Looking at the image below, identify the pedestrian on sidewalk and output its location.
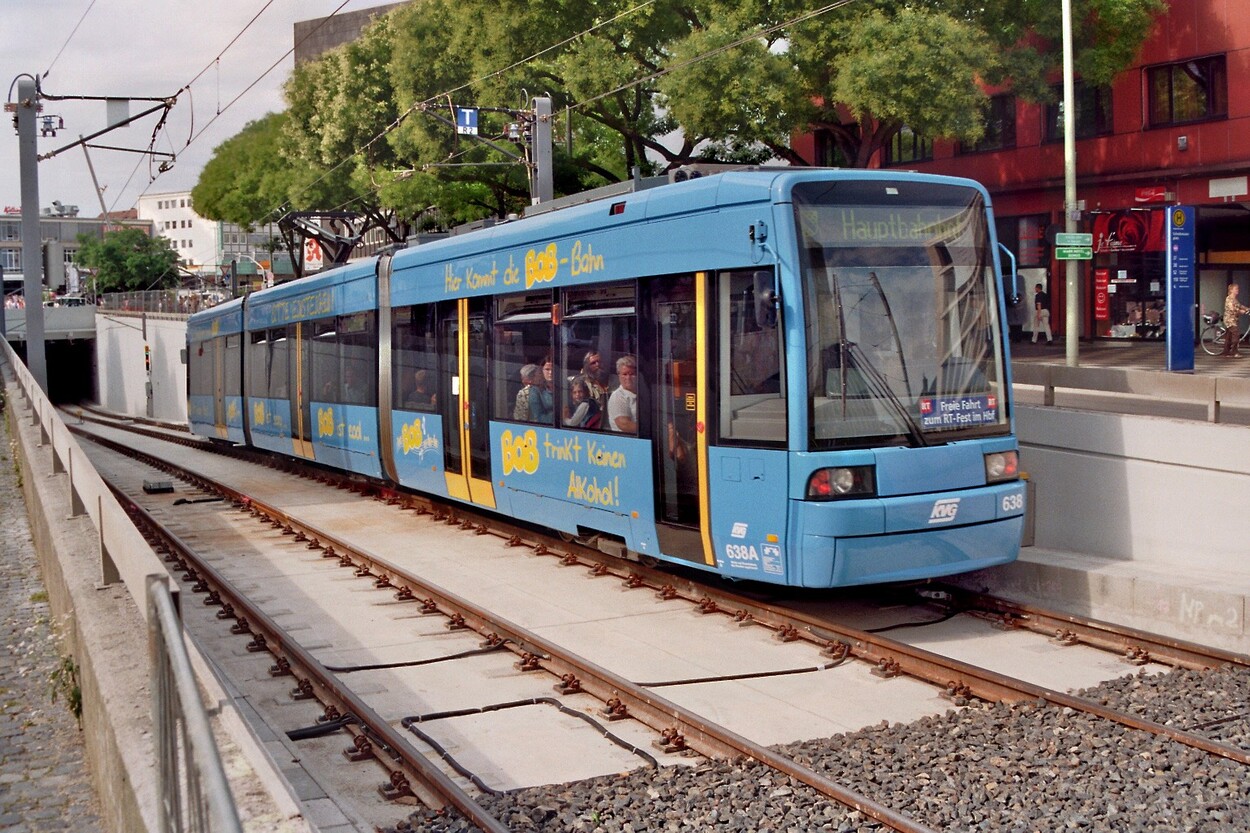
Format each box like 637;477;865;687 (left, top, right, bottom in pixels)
1221;282;1249;357
1032;283;1053;343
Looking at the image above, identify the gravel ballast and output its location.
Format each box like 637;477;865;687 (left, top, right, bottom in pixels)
399;666;1250;832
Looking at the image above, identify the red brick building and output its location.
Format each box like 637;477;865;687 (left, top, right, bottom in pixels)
795;0;1250;340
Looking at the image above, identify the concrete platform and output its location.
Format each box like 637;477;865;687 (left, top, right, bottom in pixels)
952;547;1250;655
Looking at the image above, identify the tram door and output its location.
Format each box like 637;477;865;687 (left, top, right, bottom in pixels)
211;337;227;437
646;274;708;564
439;298;496;508
291;322;315;459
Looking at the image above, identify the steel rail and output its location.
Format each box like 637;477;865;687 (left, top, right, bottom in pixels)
77;416;1250;787
102;481;512;833
76;425;938;833
574;563;1250;767
939;586;1250;671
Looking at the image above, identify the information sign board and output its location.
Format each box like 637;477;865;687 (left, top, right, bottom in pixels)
1054;232;1093;247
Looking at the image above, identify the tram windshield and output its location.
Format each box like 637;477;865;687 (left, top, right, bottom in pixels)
794;179;1009;448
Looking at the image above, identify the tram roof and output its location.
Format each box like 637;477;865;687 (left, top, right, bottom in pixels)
387;168;991;272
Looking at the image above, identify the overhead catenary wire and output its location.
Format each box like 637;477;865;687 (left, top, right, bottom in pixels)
275;0;860;218
270;0;661;217
42;0;100;80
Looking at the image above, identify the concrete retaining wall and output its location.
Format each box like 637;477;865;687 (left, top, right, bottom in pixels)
1019;405;1250;569
4;389;158;833
95;314;187;422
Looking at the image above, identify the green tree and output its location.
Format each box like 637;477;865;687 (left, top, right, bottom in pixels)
74;229;180;292
192;113;295;229
194;0;1166;228
660;0;1165;167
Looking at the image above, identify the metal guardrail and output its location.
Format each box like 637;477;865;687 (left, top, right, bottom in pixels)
2;338;241;832
98;290;227;317
0;336;176;614
1013;361;1250;423
148;577;243;833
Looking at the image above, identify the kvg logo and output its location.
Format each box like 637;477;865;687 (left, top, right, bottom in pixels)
928;498;960;524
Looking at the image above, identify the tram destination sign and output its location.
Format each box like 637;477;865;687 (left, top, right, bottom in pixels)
1055;246;1093;260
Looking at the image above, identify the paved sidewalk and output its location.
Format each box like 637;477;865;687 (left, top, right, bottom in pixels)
1011;336;1250;377
1;404;104;832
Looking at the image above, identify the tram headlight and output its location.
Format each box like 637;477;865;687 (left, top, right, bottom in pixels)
806;466;875;500
984;451;1019;483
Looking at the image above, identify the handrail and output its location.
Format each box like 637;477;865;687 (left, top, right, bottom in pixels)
0;333;177;620
148;577;243;833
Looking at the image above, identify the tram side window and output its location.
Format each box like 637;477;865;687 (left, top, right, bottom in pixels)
719;269;786;443
189;339;213;397
248;331;268;397
268;328;290;399
392;305;438;411
340;311;377;405
559;281;637;431
223;334;242;396
492;291;554;424
311;317;338;403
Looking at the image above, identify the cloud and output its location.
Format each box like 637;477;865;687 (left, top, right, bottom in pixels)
2;1;360;215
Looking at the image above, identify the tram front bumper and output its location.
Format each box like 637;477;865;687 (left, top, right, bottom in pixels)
794;481;1026;587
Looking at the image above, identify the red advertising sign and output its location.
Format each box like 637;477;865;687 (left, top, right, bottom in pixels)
1092;210;1165;253
1094;269;1110;320
1134;186;1169;204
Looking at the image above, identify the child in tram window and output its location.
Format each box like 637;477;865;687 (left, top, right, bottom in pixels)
563;376;601;429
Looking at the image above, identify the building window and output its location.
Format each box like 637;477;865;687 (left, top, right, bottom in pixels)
960;94;1016;154
1148;55;1227;126
1044;81;1113;141
883;125;932;165
813;126;856;167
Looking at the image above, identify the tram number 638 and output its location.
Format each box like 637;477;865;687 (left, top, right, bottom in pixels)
1001;493;1025;512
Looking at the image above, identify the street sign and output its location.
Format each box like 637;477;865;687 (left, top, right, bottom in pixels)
455;107;479;135
1055;232;1093;247
1055;246;1092;260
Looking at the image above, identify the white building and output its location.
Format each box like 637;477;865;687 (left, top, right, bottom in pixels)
136;190;280;282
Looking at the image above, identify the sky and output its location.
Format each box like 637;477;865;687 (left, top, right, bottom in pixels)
1;1;388;217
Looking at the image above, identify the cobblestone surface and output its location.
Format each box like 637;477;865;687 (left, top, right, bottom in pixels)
1;407;104;831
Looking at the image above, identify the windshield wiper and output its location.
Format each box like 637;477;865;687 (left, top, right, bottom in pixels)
846;342;928;448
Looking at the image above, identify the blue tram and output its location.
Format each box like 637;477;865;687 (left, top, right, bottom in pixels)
187;169;1026;587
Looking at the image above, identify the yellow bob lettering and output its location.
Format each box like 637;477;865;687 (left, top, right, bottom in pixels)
500;429;540;475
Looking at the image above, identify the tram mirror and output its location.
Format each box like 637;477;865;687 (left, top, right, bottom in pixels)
753;270;777;328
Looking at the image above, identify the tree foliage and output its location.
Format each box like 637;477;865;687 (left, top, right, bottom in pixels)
193;0;1166;227
192;113;295;228
74;228;180;292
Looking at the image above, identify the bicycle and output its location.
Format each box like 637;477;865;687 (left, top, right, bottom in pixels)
1200;312;1250;355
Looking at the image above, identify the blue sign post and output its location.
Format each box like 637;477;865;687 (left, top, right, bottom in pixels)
1166;205;1196;372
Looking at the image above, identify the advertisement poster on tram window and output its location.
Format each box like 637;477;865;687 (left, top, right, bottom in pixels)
918;394;999;430
1166;206;1196;373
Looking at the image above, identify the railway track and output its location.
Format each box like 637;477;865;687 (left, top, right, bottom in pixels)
70;411;1250;832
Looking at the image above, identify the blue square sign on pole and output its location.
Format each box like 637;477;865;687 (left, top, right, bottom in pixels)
455;107;479;136
1166;205;1196;372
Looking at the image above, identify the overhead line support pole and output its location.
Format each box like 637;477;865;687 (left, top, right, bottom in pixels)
17;77;48;391
1062;0;1080;366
